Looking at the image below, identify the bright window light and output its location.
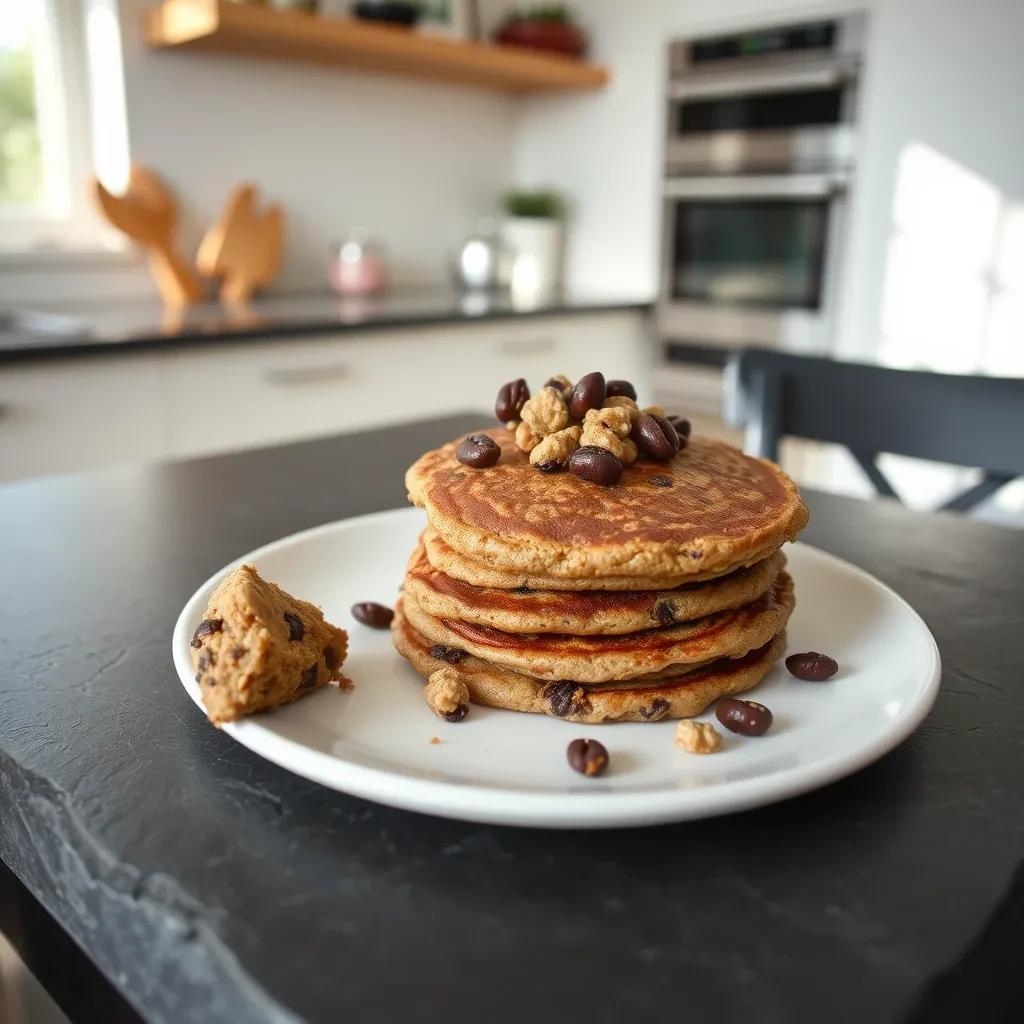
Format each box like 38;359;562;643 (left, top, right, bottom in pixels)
0;0;129;252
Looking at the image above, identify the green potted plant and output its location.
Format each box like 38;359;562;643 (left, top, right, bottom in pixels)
495;5;587;58
501;189;565;298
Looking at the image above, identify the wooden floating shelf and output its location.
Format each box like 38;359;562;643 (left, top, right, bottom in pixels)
146;0;610;94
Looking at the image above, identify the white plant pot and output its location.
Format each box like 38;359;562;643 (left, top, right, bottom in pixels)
502;217;564;299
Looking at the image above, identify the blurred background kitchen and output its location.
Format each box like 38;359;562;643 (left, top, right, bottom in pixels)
2;1;1023;1018
1;0;1023;521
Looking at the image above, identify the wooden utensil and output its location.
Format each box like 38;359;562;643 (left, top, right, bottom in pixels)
196;183;285;304
93;165;205;306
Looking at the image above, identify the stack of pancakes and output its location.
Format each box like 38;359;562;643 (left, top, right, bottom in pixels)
394;428;808;724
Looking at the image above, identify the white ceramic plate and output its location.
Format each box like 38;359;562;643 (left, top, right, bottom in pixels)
172;507;940;829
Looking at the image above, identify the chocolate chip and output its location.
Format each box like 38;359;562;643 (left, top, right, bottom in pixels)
630;414;680;461
430;644;466;664
605;379;637;401
324;645;341;672
566;371;607;419
513;584;533;593
639;698;670;721
567;445;623;486
567;738;609;777
190;618;223;648
443;704;469;723
785;651;839;681
230;645;246;661
650;475;673;488
298;662;319;691
456;433;501;469
283;611;304;642
543;376;567;391
351;602;394;629
535;459;563;474
495;378;530;422
197;649;215;671
652;600;676;626
544;680;592;718
716;698;773;736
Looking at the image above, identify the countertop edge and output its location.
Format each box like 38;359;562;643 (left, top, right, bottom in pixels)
0;300;652;364
0;746;295;1024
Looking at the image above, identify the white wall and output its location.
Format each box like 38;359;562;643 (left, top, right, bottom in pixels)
114;0;517;292
514;0;1024;371
510;0;666;299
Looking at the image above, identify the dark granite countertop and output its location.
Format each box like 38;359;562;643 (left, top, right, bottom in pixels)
0;289;651;362
1;413;1022;1024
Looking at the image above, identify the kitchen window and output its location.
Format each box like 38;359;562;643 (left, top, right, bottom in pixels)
0;0;129;255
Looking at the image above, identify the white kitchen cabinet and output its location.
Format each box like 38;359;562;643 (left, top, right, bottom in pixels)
0;311;651;483
162;311;651;459
0;351;169;483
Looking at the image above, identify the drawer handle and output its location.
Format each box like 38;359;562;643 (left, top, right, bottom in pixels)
264;363;350;386
496;338;555;356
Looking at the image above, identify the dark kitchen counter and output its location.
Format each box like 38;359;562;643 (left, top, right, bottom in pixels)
0;289;651;362
1;414;1023;1024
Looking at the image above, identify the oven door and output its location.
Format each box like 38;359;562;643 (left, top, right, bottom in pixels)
666;57;857;174
658;173;847;350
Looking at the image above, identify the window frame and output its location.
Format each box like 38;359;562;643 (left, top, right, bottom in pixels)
0;0;130;256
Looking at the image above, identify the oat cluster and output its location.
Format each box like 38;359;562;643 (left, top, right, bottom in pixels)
507;376;664;465
675;719;722;754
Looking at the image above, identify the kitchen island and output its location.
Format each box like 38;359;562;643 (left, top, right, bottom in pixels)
1;413;1021;1023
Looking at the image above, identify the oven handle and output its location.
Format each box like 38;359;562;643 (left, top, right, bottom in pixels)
663;174;847;199
668;60;855;101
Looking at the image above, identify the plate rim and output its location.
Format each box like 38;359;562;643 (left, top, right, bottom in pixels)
171;507;942;829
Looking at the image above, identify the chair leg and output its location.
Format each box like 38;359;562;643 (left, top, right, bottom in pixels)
744;369;782;461
849;449;901;502
940;472;1014;513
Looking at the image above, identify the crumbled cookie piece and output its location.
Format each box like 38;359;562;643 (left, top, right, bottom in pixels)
544;373;573;394
584;406;633;438
580;406;636;461
520;386;570;437
642;404;666;417
602;396;641;425
529;425;583;469
515;419;543;453
190;564;349;726
430;736;442;745
425;667;470;722
675;720;722;754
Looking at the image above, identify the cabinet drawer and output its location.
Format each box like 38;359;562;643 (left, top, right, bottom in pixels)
164;336;396;457
0;352;167;482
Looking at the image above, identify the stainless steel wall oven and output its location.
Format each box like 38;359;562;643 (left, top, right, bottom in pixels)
659;15;865;352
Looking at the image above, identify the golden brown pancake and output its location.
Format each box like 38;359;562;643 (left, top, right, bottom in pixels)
405;538;787;636
393;602;786;724
401;572;795;683
422;527;784;591
406;429;808;583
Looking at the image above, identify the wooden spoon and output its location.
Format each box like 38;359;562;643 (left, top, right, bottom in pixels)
93;165;205;306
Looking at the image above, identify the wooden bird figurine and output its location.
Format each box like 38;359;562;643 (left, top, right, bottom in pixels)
93;165;205;307
196;183;285;305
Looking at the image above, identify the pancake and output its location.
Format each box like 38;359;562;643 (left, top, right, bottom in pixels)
393;602;786;724
405;538;787;635
401;571;795;683
423;527;784;592
406;429;808;583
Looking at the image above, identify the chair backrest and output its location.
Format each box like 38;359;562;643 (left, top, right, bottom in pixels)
726;348;1024;512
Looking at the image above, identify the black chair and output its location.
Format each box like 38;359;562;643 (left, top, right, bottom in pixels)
725;348;1024;512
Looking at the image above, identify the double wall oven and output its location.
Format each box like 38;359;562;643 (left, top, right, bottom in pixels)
658;15;866;354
